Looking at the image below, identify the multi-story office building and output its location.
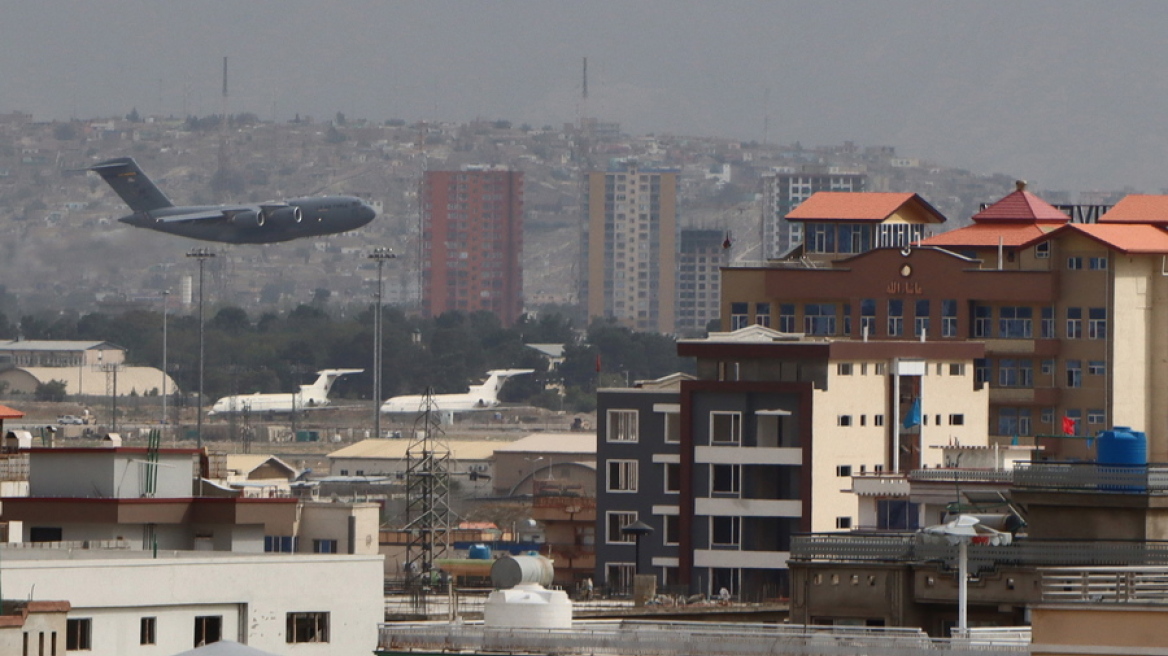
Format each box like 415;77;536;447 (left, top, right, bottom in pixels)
582;161;678;333
420;167;524;325
760;167;867;259
595;329;987;600
723;184;1168;461
676;229;728;335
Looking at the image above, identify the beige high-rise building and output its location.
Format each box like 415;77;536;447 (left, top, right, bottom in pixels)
582;161;677;333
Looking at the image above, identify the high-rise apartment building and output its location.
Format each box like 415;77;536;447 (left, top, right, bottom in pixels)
676;229;727;335
760;167;867;259
420;168;523;325
582;161;678;333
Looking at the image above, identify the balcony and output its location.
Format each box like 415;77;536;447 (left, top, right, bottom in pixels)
982;338;1060;357
989;385;1060;406
1041;566;1168;603
850;473;910;497
1013;462;1168;494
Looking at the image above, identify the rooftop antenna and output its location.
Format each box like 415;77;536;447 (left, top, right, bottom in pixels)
215;56;231;202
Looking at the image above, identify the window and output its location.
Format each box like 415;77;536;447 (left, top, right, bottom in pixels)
778;304;796;332
265;536;297;553
973;305;992;337
1067;256;1083;270
1088;360;1106;376
837;363;853;376
874;415;885;427
664;462;680;493
607;460;638;492
730;302;749;330
194;616;222;647
287;612;330;644
836;517;853;529
941;299;958;338
711;516;741;546
607;409;638;442
663;413;680;443
1066;360;1082;388
607;511;637;543
1088;308;1107;340
313;539;338;554
974;358;990;385
1035;241;1050;259
755;303;771;327
606;563;635;591
837;415;853;427
1041;408;1055;424
949;363;965;376
140;617;156;646
1066;409;1082;435
836;465;853;477
663;514;680;545
804;303;837;335
1066;308;1082;339
914;300;930;337
843;303;852;335
711;464;741;495
999;306;1033;338
887;300;903;337
66;619;91;651
860;299;877;337
710;412;742;444
998;359;1033;388
1089;256;1108;270
1041;307;1055;339
807;223;835;253
998;408;1032;437
949;414;965;425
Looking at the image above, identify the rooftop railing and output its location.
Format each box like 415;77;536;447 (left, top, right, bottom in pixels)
1013;462;1168;493
376;621;1031;656
1041;566;1168;604
791;535;1168;575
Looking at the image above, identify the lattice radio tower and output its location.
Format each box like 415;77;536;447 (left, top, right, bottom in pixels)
403;388;452;580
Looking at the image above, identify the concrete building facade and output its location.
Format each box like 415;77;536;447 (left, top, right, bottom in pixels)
421;167;524;325
760;167;867;258
582;161;678;333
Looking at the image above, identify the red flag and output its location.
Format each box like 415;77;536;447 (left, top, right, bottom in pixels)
1061;416;1076;435
595;353;602;373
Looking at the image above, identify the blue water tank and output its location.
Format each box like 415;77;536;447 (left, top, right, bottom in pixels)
467;544;492;560
1097;426;1148;466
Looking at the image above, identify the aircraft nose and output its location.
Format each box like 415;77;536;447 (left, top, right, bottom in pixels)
361;204;377;224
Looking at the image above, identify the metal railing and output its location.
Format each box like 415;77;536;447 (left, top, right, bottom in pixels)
1013;462;1168;493
909;469;1014;484
792;535;1168;575
376;621;1031;656
1041;566;1168;603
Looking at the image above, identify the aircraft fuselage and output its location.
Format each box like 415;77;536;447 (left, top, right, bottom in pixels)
118;196;375;244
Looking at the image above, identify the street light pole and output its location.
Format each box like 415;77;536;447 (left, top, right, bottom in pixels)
187;248;216;449
367;248;396;440
161;289;170;436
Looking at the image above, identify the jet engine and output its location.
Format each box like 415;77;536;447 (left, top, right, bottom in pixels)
262;205;303;228
230;209;264;227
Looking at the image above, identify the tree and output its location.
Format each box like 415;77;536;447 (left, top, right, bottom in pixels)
35;379;67;402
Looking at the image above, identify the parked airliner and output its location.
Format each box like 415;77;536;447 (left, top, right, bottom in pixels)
380;369;534;415
208;369;363;416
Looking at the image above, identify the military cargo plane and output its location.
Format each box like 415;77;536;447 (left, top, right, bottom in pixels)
89;157;376;244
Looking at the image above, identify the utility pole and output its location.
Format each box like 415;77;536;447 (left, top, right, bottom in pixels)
368;248;397;439
187;248;216;448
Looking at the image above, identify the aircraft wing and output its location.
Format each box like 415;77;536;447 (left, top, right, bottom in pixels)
155;209;237;224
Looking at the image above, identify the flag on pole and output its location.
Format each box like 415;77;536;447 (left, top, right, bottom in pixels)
1061;416;1076;435
903;398;922;429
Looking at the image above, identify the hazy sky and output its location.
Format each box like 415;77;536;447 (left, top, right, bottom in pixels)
3;1;1166;192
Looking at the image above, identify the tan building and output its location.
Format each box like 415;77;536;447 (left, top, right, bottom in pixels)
582;161;678;333
491;431;596;497
722;186;1168;462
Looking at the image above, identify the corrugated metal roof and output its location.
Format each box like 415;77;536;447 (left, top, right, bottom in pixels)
327;438;503;461
3;366;178;396
785;192;946;223
970;189;1069;223
492;432;596;455
0;340;123;352
1098;194;1168;224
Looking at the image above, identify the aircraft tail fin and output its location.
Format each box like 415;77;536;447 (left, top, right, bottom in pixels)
469;369;535;404
302;369;364;397
89;157;173;212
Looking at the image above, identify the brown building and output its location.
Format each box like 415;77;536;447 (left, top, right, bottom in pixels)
421;168;524;325
722;185;1168;462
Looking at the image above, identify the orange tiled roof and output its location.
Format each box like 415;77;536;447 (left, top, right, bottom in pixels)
0;405;24;419
971;188;1069;224
1098;195;1168;224
918;223;1050;249
785;192;945;223
1061;223;1168;254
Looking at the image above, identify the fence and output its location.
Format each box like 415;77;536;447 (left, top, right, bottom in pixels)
1041;566;1168;603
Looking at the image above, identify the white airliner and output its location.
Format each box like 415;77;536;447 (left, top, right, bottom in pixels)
208;369;363;416
380;369;535;415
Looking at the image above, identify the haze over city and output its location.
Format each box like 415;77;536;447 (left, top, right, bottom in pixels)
3;1;1166;192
